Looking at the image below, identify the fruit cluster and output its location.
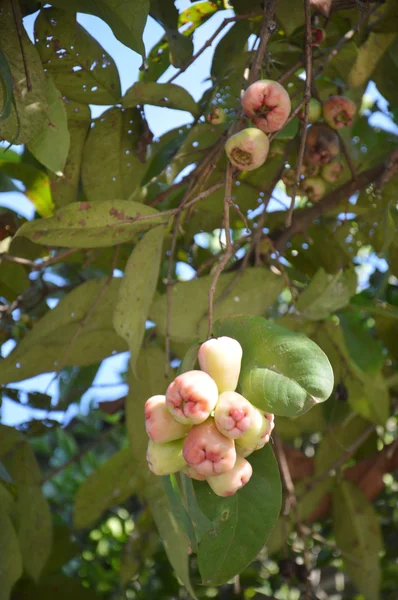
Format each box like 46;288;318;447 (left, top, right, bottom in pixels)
224;78;357;203
145;337;275;497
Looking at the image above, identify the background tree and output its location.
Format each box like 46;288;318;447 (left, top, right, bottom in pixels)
0;0;397;599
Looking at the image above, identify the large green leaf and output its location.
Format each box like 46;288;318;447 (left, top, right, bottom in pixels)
0;161;54;217
194;445;281;585
2;434;52;582
35;7;121;104
150;268;285;345
213;315;334;417
27;77;70;175
296;268;357;320
211;20;250;80
0;49;13;121
0;278;127;384
276;0;305;36
0;259;29;301
332;481;382;600
0;490;22;600
113;226;165;373
81;106;148;203
126;347;197;598
150;0;193;69
0;0;48;144
74;447;139;529
15;200;169;248
348;32;396;88
123;82;199;117
13;576;101;600
48;0;149;57
49;101;91;208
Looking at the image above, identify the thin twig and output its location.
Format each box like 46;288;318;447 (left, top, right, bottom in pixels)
0;248;80;270
248;0;278;85
11;0;32;91
337;131;357;181
285;0;312;228
167;12;262;85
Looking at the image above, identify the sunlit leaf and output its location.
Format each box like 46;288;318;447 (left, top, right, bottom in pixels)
123;81;199;116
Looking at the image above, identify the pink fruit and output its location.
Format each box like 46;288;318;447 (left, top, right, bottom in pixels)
241;79;291;133
225;128;269;171
182;465;207;481
183;418;236;477
207;455;252;497
304;124;340;166
206;106;227;125
321;159;345;183
198;336;243;393
235;410;274;457
302;176;326;201
146;439;186;476
214;391;254;439
311;27;326;47
145;395;191;443
322;96;357;129
166;370;218;425
298;98;322;124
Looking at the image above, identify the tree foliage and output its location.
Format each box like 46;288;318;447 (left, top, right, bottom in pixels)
0;0;397;599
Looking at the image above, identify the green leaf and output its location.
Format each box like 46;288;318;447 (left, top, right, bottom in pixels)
48;0;149;57
150;268;285;345
0;161;54;217
0;492;23;600
81;106;148;203
140;36;170;83
332;481;382;600
13;576;101;600
27;77;70;175
162;475;197;552
194;445;282;586
211;20;250;80
296;268;357;320
150;0;193;69
0;259;29;301
276;0;305;36
49;101;91;208
213;315;334;418
15;200;169;248
180;473;212;544
3;440;52;582
0;278;127;384
113;226;165;373
35;7;121;105
348;32;396;88
74;447;139;529
123;82;199;117
0;49;13;120
371;0;398;33
126;348;196;598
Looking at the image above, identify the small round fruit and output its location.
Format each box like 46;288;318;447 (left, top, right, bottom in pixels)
225;128;269;171
298;98;322;124
182;465;207;481
166;370;218;425
145;395;191;443
146;439;186;476
242;79;291;133
198;336;243;393
235;410;274;457
214;391;254;439
302;176;326;202
311;27;326;47
322;96;357;129
321;159;345;183
183;418;236;477
303;124;340;166
207;455;252;497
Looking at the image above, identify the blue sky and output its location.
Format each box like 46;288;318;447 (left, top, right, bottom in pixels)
0;3;396;425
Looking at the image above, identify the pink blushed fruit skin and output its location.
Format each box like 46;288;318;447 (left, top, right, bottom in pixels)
242;80;291;133
146;439;186;476
225;128;269;171
236;410;274;457
207;456;253;497
145;395;191;443
183;418;236;477
182;465;207;481
165;370;218;425
214;391;254;439
322;96;357;130
198;336;243;393
303;124;340;166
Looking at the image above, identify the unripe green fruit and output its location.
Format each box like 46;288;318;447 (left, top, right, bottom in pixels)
183;418;236;477
182;465;207;481
145;395;191;443
166;370;218;425
225;128;269;171
298;98;322;124
146;439;186;476
302;176;326;201
322;96;357;130
214;391;254;439
198;336;243;393
207;455;252;497
235;409;274;456
321;159;345;183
